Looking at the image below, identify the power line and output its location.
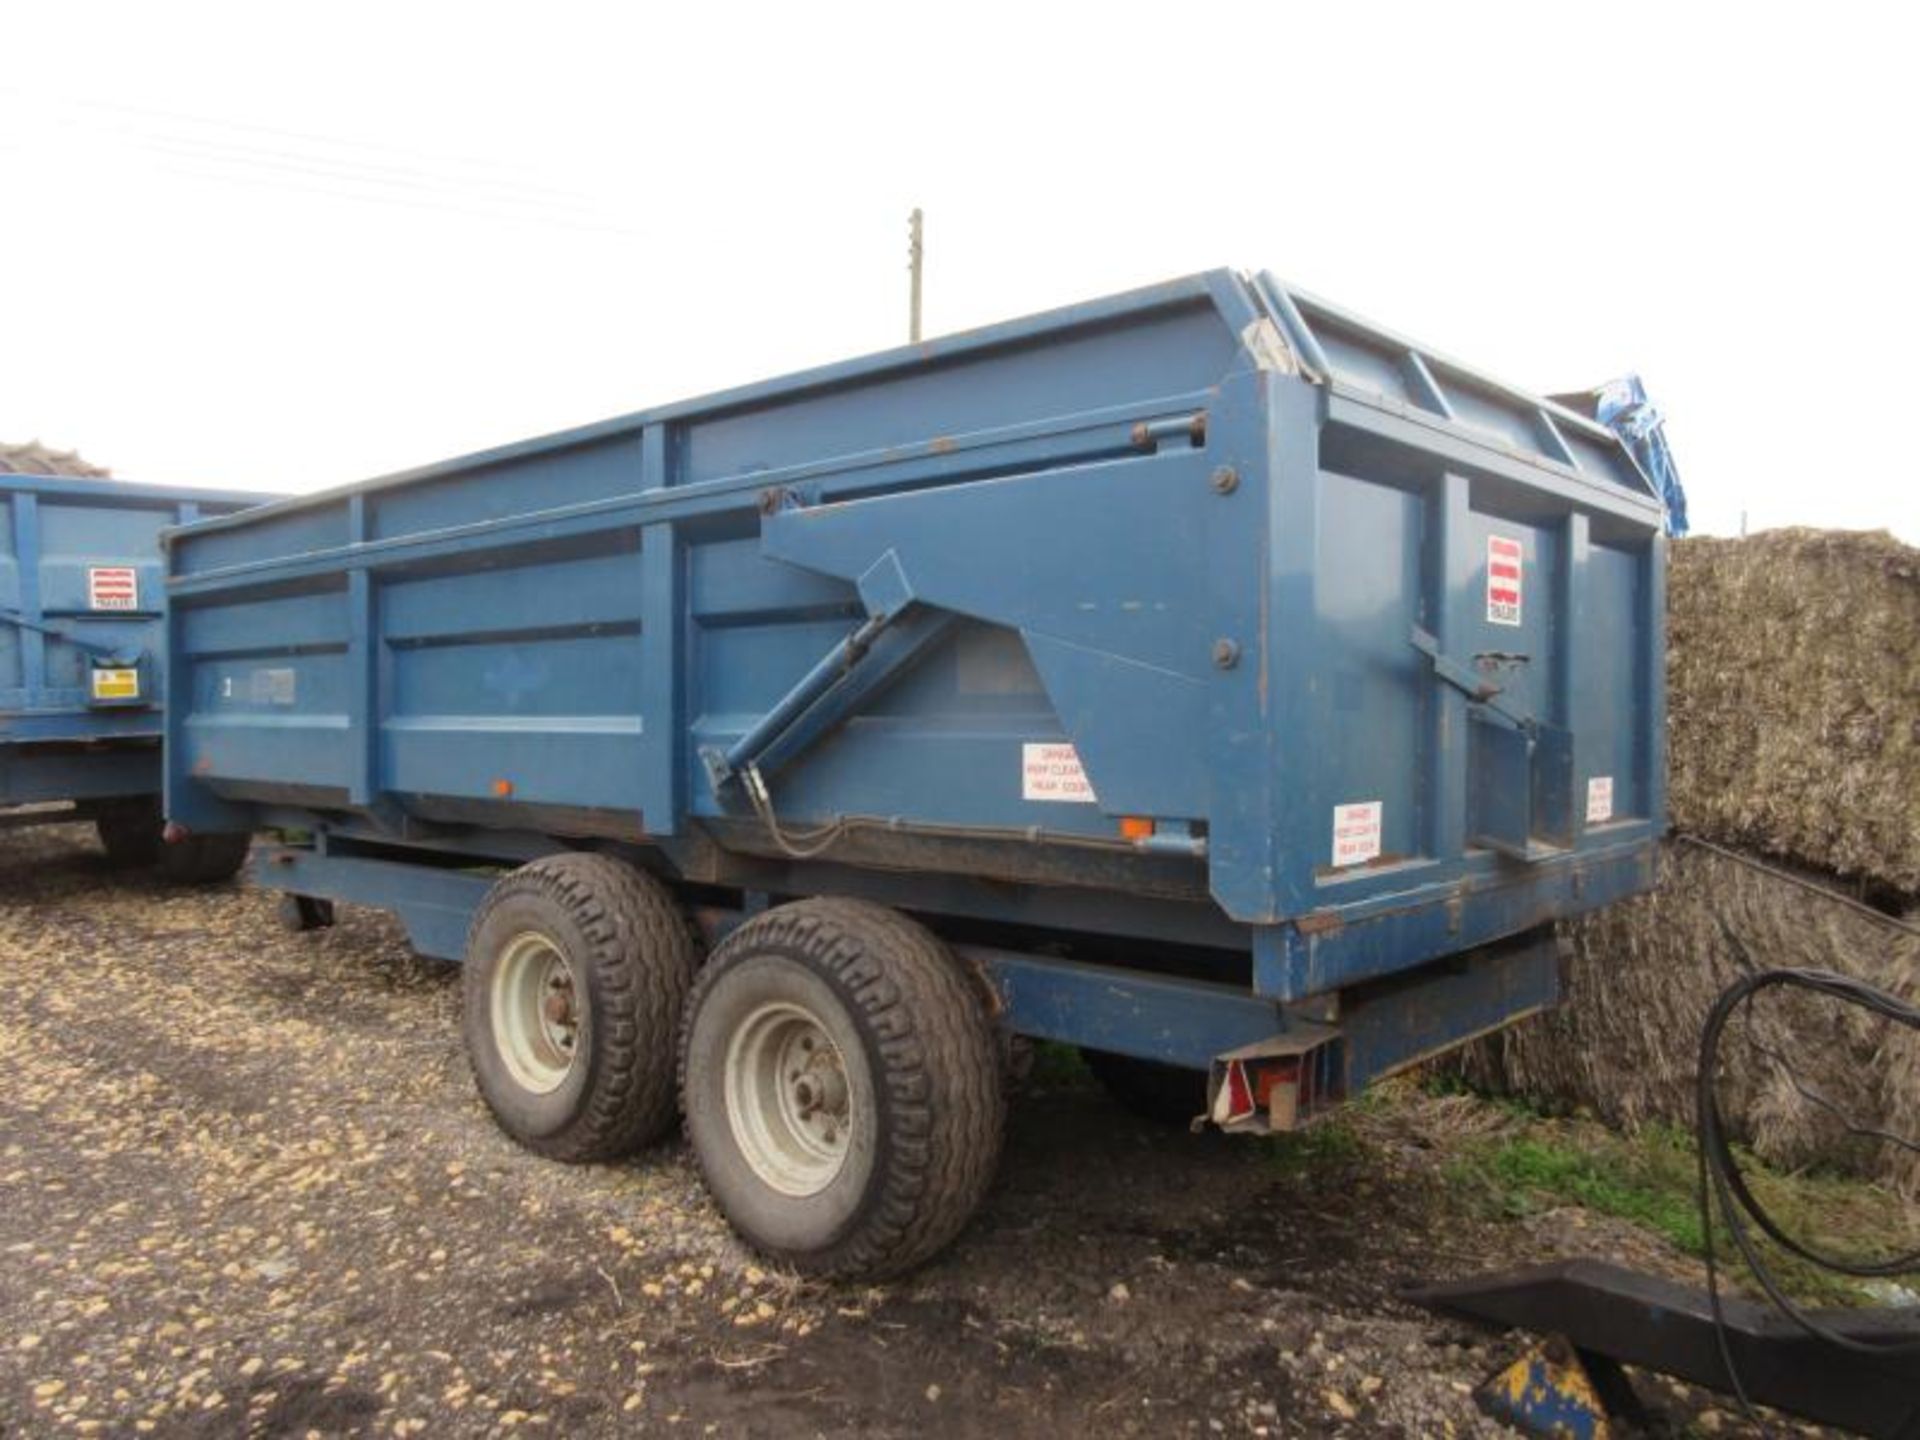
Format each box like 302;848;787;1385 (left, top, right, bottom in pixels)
135;149;648;239
0;86;645;237
122;129;620;219
3;86;561;189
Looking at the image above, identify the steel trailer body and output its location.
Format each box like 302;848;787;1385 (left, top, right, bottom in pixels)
166;269;1666;1264
3;474;265;827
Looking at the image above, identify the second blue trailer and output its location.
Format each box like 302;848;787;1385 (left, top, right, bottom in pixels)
2;472;267;878
164;269;1667;1275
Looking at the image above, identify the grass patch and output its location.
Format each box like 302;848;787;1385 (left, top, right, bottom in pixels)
1448;1125;1705;1248
1442;1113;1919;1305
1026;1040;1092;1088
1263;1112;1368;1178
1261;1085;1405;1176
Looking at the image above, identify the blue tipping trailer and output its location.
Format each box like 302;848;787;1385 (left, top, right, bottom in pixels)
165;269;1666;1275
2;473;267;878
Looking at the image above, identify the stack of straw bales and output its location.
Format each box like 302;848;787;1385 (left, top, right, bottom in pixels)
0;440;111;478
1463;529;1920;1193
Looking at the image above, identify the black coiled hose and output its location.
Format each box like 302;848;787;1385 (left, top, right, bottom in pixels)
1695;965;1920;1422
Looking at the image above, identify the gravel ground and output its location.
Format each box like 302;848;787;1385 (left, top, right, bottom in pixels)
0;823;1798;1437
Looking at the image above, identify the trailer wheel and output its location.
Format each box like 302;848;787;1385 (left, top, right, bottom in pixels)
464;853;696;1163
1081;1048;1209;1127
680;898;1004;1278
157;830;252;885
95;798;163;869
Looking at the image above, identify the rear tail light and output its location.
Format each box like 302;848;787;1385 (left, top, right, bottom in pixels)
1207;1031;1344;1133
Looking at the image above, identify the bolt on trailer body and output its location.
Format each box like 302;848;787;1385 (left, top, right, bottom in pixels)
164;268;1667;1275
1;474;269;878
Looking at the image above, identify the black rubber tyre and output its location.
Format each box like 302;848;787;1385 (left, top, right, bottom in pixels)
464;853;696;1163
680;898;1005;1278
277;894;336;932
95;798;163;869
156;830;252;885
1082;1048;1208;1127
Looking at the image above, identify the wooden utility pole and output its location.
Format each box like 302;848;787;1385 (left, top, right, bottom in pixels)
908;208;924;343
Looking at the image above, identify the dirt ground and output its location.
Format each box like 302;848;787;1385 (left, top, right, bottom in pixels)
0;824;1809;1437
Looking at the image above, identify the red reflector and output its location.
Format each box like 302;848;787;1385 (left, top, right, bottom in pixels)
1223;1061;1254;1122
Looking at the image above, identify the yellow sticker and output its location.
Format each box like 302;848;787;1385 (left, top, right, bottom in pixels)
91;667;141;701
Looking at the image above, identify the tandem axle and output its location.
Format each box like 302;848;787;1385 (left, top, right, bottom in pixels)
257;835;1563;1140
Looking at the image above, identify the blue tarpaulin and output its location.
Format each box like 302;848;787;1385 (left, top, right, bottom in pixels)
1553;375;1687;535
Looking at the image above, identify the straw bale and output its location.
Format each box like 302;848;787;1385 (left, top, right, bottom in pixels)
1669;528;1920;893
1461;841;1920;1194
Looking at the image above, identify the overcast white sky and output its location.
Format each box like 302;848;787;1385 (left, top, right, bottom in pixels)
2;3;1915;541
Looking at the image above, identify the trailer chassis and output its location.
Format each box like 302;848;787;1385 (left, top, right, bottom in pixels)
254;831;1565;1134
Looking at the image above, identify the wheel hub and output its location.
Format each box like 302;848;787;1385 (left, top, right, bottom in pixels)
492;931;580;1095
725;1002;853;1196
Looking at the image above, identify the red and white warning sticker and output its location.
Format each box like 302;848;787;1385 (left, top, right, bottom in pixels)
1022;742;1097;803
1586;775;1615;825
87;565;139;611
1486;534;1523;627
1331;800;1383;867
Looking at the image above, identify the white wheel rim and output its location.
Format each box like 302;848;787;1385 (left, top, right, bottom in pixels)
724;1000;853;1197
491;931;580;1095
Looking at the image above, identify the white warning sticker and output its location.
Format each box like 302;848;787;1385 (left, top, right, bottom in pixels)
1486;534;1523;627
1586;775;1615;825
1022;743;1097;803
1331;800;1383;868
87;565;139;611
